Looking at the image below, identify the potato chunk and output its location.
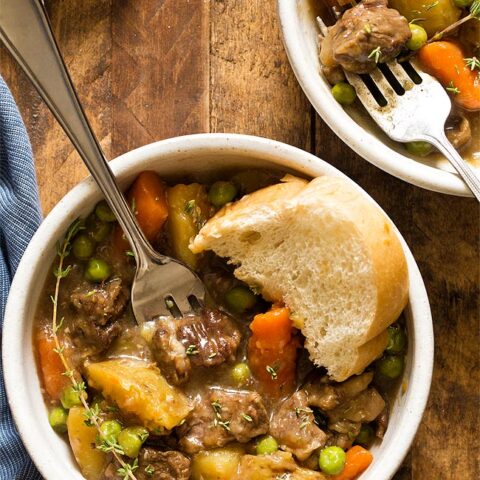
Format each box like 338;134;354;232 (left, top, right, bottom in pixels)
86;359;192;431
167;183;212;268
191;446;244;480
389;0;461;37
235;452;327;479
67;406;107;480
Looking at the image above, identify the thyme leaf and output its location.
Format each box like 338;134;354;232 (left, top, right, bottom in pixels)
218;420;231;431
117;458;139;480
184;199;196;214
211;400;222;417
446;81;461;95
368;46;382;64
266;365;278;380
97;438;125;455
424;1;439;10
144;464;155;476
186;344;199;356
465;57;480;71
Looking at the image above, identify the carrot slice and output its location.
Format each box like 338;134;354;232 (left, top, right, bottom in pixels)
250;307;293;348
113;171;169;252
418;41;480;111
36;330;68;400
332;446;374;480
248;307;299;396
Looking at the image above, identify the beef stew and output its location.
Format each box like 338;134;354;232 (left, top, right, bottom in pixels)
34;169;407;480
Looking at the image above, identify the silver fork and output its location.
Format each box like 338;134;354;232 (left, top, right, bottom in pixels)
0;0;206;322
317;18;480;201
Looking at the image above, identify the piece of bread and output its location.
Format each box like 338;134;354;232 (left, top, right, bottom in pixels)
190;175;409;381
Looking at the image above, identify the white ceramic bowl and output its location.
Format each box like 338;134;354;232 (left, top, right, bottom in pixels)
278;0;477;197
3;134;433;480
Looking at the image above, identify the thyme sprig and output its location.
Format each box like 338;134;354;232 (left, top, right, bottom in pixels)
117;458;139;480
51;219;138;480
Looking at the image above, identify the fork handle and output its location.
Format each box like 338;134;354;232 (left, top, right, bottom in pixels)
0;0;165;267
425;133;480;202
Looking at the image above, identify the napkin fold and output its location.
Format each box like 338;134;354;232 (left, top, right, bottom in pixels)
0;75;42;479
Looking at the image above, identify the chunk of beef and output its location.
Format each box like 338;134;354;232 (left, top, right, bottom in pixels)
178;388;268;454
326;420;361;450
270;391;327;461
460;18;480;53
69;278;127;352
151;308;241;384
375;406;389;439
137;448;190;480
70;317;121;351
71;277;128;325
445;113;471;151
320;0;411;74
103;448;190;480
327;388;386;423
235;451;327;480
326;432;355;450
305;371;374;411
303;372;387;443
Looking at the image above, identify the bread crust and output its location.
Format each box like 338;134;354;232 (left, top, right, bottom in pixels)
298;177;409;345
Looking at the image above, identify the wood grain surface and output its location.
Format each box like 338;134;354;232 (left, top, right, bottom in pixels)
0;1;479;479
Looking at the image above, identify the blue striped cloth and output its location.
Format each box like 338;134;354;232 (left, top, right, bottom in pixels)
0;76;42;479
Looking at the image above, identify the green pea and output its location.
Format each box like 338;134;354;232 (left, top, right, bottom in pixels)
319;446;346;475
453;0;472;7
407;24;427;51
256;435;278;455
72;234;96;261
405;141;433;157
331;82;357;106
95;200;117;222
118;426;149;458
225;286;257;313
208;181;238;207
386;325;407;354
91;222;112;243
356;424;375;446
85;214;113;243
48;406;68;433
99;420;122;444
377;355;404;379
85;258;111;283
231;363;251;385
60;385;85;410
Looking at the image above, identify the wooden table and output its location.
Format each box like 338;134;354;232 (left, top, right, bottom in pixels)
1;1;478;478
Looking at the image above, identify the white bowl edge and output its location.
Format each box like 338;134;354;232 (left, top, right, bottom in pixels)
277;0;473;197
3;133;434;480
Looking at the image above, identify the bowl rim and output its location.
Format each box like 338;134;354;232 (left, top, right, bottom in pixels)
3;133;433;480
277;0;473;197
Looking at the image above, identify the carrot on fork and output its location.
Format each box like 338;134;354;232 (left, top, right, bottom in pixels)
418;41;480;112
